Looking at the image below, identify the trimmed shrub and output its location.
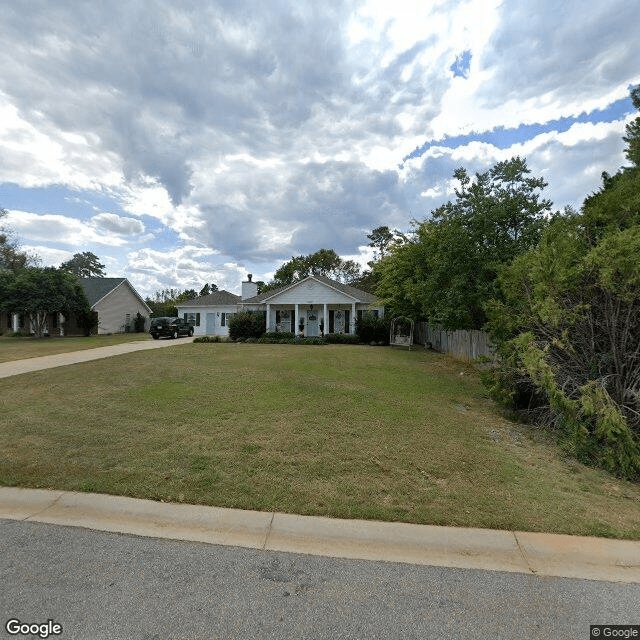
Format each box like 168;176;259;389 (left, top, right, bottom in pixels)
228;311;266;341
324;333;359;344
299;337;325;345
258;331;295;344
193;335;221;343
355;313;391;345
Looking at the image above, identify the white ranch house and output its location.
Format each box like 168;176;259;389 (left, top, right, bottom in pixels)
176;275;383;338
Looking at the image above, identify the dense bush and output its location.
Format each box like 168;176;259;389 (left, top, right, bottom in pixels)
485;208;640;479
299;337;325;345
258;331;295;343
355;313;391;345
228;311;266;340
77;308;99;337
133;312;146;333
324;332;359;344
193;335;221;343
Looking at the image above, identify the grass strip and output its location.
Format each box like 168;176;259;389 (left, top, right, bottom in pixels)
1;343;639;539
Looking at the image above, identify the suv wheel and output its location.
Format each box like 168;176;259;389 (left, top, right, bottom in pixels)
172;330;178;339
189;328;194;337
152;334;159;340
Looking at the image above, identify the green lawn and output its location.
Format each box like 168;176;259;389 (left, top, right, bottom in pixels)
0;333;151;363
1;343;639;539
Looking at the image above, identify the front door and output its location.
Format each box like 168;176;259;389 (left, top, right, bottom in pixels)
306;309;319;337
206;313;216;335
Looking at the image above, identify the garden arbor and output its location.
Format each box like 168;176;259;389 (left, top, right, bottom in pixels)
390;316;414;349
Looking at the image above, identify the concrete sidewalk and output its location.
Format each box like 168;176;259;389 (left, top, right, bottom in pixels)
1;487;639;584
0;336;194;378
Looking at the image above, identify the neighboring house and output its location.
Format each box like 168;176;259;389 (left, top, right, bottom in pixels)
9;277;151;336
78;278;151;335
175;289;242;337
176;274;383;338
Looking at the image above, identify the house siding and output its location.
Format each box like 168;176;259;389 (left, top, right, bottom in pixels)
179;305;239;336
94;283;150;334
262;280;356;305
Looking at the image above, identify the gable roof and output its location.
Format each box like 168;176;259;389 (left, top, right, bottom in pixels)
80;277;151;312
242;275;379;304
80;278;126;306
176;290;241;307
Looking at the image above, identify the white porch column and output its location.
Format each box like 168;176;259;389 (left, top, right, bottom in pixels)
351;302;356;334
266;303;271;332
59;313;65;336
12;313;19;332
323;303;328;335
295;303;300;335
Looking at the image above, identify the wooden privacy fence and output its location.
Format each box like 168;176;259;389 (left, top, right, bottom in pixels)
415;322;494;361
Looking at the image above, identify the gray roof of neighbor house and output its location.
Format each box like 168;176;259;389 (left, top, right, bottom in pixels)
176;290;242;307
241;275;379;304
80;278;126;306
80;277;151;312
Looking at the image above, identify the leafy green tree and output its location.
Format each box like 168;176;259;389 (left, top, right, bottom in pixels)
374;157;551;329
145;288;181;317
269;248;361;289
372;225;428;318
366;225;404;260
0;207;33;272
484;87;640;479
177;289;198;303
356;226;406;293
0;267;90;338
60;251;106;277
622;84;640;167
198;283;218;296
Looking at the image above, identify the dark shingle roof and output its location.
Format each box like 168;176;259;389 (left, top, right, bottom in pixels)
80;278;126;307
242;275;378;304
80;278;151;312
176;290;241;307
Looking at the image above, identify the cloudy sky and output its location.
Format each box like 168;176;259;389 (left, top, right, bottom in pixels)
1;1;638;297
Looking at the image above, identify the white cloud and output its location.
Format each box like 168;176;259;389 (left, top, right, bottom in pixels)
125;246;248;297
21;245;73;268
5;210;129;247
91;213;145;235
0;0;637;291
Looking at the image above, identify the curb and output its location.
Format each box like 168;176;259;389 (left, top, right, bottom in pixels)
1;488;639;583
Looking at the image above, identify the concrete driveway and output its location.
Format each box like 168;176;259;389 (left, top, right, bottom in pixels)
0;336;195;379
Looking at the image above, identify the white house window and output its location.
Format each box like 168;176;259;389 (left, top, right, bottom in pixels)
184;313;201;327
221;312;234;327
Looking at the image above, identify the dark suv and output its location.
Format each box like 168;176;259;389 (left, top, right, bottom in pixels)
149;317;194;340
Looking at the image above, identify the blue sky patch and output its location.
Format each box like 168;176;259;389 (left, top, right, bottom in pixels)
450;50;472;78
0;184;122;221
403;95;635;164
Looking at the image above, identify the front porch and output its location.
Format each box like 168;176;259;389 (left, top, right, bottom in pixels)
266;303;357;337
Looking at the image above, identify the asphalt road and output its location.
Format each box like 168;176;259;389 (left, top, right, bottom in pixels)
2;518;638;640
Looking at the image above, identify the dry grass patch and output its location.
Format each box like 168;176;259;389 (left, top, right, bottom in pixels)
1;343;639;538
